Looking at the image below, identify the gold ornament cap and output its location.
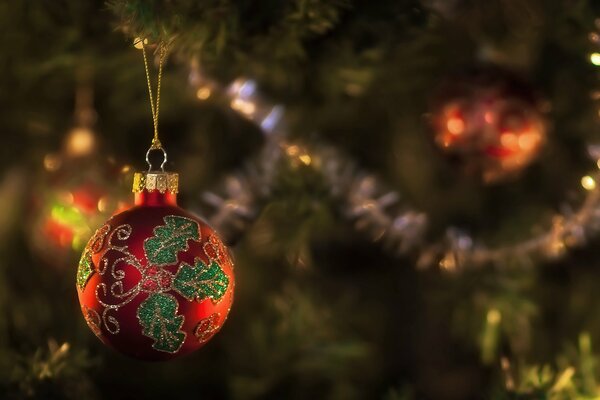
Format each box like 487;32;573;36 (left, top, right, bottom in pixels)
132;171;179;194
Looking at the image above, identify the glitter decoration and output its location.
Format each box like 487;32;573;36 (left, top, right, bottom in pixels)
78;174;234;360
93;224;140;335
173;258;229;303
132;171;179;194
136;292;186;353
143;216;201;266
194;313;221;344
82;305;102;337
140;265;174;293
203;234;230;267
76;250;93;290
190;67;600;270
89;224;110;253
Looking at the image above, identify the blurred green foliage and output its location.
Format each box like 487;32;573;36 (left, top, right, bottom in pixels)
2;0;600;399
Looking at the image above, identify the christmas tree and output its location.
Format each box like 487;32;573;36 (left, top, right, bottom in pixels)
3;0;600;398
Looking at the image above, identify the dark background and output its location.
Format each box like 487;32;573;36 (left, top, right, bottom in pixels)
2;1;600;399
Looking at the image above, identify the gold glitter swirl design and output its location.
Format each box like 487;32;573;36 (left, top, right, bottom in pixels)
89;224;111;254
94;224;144;334
82;305;102;337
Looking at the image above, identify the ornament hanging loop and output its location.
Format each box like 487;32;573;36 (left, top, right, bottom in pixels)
138;37;169;169
146;147;168;172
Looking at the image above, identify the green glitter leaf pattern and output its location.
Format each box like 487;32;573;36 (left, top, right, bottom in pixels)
136;293;186;353
173;259;229;303
143;216;200;266
76;251;93;290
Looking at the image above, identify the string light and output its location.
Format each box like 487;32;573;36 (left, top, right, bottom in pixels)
230;98;256;116
43;153;61;171
446;117;465;135
486;309;502;325
582;175;596;191
298;154;312;166
191;46;600;270
97;196;108;212
261;106;284;133
196;86;211;100
65;127;95;157
439;253;457;271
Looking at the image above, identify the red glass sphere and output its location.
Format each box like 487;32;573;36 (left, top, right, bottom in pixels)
76;175;234;361
431;66;546;183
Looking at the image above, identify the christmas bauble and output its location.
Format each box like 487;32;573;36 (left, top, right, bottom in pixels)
430;66;547;183
30;153;131;269
76;170;234;360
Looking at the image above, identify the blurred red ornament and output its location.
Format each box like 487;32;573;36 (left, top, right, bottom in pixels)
30;148;132;269
76;170;234;361
431;66;547;183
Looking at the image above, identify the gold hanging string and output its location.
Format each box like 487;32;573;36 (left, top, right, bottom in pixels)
140;39;168;150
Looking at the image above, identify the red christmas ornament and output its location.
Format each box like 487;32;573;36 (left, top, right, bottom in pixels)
76;170;234;361
431;66;547;183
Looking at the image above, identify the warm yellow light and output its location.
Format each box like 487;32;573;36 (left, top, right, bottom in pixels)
446;117;465;135
551;367;575;392
590;52;600;66
43;153;61;171
298;154;312;165
231;99;242;110
121;165;131;174
500;132;518;149
486;309;502;324
66;127;95;157
582;175;596;191
518;132;540;151
242;103;255;115
133;37;148;49
285;145;300;157
439;253;457;272
196;87;211;100
438;134;453;148
230;98;256;115
58;191;74;205
97;196;108;213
